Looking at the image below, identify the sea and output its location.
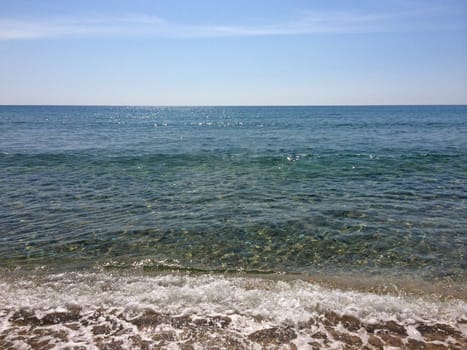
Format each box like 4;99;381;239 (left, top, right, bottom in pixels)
0;105;466;349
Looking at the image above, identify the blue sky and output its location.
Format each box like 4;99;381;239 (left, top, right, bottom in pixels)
0;0;466;105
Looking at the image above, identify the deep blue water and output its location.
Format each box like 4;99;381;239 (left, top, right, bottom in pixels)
0;105;466;280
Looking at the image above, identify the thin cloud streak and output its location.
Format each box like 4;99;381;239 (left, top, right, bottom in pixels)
0;8;462;41
0;15;167;40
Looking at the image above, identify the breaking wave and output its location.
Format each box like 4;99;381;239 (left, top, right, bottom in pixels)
0;272;465;349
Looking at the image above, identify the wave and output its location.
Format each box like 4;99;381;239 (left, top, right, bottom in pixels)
0;272;465;349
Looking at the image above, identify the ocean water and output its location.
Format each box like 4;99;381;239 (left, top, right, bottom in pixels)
0;105;466;349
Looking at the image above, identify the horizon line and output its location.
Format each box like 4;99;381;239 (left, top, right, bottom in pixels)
1;104;466;108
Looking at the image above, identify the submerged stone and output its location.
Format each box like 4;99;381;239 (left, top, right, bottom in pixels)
248;327;297;344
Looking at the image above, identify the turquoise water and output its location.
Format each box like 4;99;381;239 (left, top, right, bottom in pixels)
1;106;466;349
1;105;466;280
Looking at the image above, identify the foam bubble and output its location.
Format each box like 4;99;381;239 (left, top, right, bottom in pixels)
0;272;465;349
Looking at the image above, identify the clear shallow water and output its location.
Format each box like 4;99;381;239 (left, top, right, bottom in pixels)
1;106;466;349
0;105;466;279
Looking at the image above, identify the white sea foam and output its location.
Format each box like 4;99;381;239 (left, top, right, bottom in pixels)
0;272;465;349
0;272;464;322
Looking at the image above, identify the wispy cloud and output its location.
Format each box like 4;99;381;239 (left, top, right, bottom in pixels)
0;15;167;40
0;7;462;41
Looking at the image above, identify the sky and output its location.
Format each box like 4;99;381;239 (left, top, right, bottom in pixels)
0;0;466;105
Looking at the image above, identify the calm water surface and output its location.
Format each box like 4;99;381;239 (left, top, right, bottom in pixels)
1;106;467;349
0;105;466;280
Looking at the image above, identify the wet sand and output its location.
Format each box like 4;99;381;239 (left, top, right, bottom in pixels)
0;272;465;349
1;306;465;349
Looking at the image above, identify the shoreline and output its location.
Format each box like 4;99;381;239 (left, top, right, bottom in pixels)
2;264;465;300
0;271;465;349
